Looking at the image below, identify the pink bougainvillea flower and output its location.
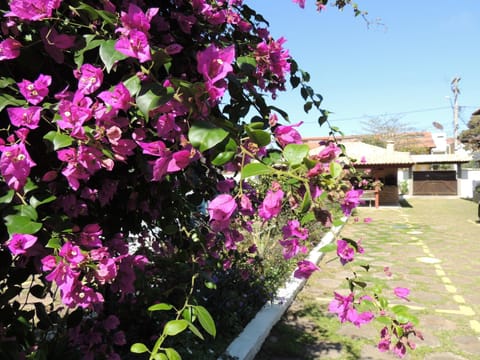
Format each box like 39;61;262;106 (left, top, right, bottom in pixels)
328;291;355;323
207;194;237;230
293;260;319;279
18;74;52;105
341;189;363;216
98;82;132;111
7;106;42;129
258;187;284;220
6;0;63;21
0;38;22;60
282;219;309;240
336;239;355;265
0;142;36;191
378;326;391;352
79;223;103;248
74;64;104;95
118;3;159;34
40;27;76;64
393;341;407;358
167;149;191;172
279;238;307;260
59;242;85;266
115;30;152;63
363;217;373;223
274;121;303;148
394;287;410;301
292;0;306;8
196;44;235;102
7;234;38;255
95;258;118;284
316;142;341;162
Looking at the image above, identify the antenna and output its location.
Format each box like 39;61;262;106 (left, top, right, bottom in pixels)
432;121;444;130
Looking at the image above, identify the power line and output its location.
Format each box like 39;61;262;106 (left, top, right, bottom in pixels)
300;105;478;124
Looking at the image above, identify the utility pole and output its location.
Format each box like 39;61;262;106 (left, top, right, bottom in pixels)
450;77;461;153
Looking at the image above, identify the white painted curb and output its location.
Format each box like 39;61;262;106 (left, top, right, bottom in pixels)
219;218;347;360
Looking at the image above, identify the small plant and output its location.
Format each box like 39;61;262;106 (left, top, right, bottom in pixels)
399;181;409;195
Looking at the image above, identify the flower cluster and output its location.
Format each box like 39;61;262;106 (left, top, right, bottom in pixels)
0;0;417;358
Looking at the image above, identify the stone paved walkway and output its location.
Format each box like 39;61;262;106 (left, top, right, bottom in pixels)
256;198;480;359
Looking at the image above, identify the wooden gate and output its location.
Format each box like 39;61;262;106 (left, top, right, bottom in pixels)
413;171;457;195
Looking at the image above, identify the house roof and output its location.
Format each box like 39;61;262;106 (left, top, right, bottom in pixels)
309;141;414;166
303;131;437;150
411;153;472;164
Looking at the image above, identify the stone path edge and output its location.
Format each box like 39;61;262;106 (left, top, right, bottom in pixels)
218;218;348;360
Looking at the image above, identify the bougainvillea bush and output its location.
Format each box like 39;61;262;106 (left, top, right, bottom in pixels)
0;0;421;359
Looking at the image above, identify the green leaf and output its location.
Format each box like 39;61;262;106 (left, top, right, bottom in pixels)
283;144;309;166
0;189;15;204
5;215;42;235
211;151;235;166
332;218;345;227
46;237;61;250
123;74;142;97
195;305;216;337
148;303;173;312
74;35;102;67
299;191;311;213
14;205;38;221
74;3;117;24
303;101;313;113
0;94;26;112
44;131;73;151
240;162;272;179
319;243;337;253
187;323;204;340
182;307;195;323
246;128;271;147
391;305;409;315
152;354;168;360
136;85;173;120
330;161;343;178
375;316;393;326
188;122;229;153
30;194;56;209
0;77;16;88
130;343;149;354
99;40;128;73
165;348;182;360
300;211;315;225
163;319;189;336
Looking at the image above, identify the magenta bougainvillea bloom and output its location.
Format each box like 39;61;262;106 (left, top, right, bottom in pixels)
18;74;52;105
258;187;284;220
59;242;85;266
394;287;410;301
0;38;22;60
329;292;374;327
0;142;36;191
7;234;38;255
74;64;104;95
115;30;152;63
40;26;76;64
118;3;158;35
279;238;307;260
316;142;341;162
7;106;42;129
196;44;235;102
336;239;355;265
274;121;303;148
207;193;237;230
97;82;132;111
293;259;319;279
282;219;309;241
6;0;63;21
292;0;306;8
167;149;191;172
341;189;363;216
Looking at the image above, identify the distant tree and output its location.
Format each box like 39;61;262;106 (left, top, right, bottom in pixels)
459;109;480;151
360;115;429;153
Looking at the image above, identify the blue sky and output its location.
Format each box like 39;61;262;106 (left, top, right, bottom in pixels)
244;1;480;138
